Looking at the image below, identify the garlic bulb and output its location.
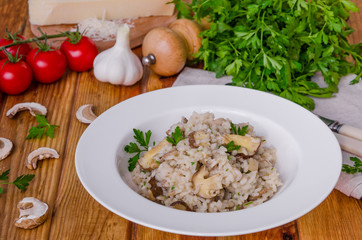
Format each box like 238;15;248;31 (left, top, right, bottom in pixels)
93;25;143;85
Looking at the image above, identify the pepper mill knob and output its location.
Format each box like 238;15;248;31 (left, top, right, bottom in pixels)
142;53;156;66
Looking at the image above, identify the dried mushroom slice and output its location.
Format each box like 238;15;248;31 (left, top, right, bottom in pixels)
76;104;98;124
6;102;47;118
26;147;60;170
138;139;169;170
170;201;192;211
14;197;48;229
0;137;13;161
223;134;261;156
149;177;163;198
192;165;222;199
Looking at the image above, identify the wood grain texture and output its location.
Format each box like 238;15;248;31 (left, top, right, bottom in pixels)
298;190;362;240
0;0;361;239
47;70;138;240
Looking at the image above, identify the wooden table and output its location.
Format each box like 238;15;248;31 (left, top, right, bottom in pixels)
0;1;361;239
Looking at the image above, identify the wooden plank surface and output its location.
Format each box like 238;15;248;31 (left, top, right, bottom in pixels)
0;0;361;239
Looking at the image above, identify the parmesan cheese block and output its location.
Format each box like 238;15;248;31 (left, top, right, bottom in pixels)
28;0;175;25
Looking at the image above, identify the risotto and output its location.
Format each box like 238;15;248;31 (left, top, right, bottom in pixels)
129;112;282;212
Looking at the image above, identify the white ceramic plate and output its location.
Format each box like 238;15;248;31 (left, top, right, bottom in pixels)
75;85;341;236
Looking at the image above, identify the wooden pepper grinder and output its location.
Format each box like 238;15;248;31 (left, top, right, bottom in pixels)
142;19;202;77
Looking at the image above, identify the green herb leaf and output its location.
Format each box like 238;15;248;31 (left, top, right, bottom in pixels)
26;114;59;139
12;174;35;191
225;141;241;152
243;201;253;207
125;129;153;172
124;142;141;153
133;129;152;148
166;126;186;146
0;169;10;181
342;157;362;174
0;169;35;194
127;152;140;172
230;122;249;136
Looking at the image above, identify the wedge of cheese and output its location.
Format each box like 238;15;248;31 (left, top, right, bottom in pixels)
29;0;175;25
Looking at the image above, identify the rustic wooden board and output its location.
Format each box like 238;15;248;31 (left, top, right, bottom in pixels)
30;15;177;51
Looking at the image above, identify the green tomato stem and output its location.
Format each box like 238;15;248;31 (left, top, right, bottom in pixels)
0;32;71;51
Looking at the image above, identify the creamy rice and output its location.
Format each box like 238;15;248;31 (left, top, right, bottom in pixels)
130;112;282;212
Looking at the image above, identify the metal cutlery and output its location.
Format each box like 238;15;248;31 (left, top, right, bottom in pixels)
319;115;362;142
318;115;362;157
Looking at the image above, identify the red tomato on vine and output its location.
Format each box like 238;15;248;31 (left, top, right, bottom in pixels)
0;53;32;95
26;42;67;84
60;32;98;72
0;31;31;59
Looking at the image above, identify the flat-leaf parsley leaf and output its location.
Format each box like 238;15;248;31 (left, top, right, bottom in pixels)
167;126;186;146
0;169;35;194
342;157;362;174
226;141;241;153
26;114;59;139
125;129;152;171
230;122;248;136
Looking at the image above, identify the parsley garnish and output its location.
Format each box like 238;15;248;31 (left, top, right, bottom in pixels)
26;114;59;139
230;122;249;136
124;129;152;171
243;201;253;207
171;0;362;110
342;157;362;174
166;126;186;146
0;169;35;194
226;141;241;152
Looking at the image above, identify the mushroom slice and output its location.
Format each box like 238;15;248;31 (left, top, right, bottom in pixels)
247;158;259;172
76;104;98;124
6;102;47;118
138;139;168;170
149;177;163;198
192;165;222;199
223;134;261;156
188;131;209;148
170;201;192;211
0;137;13;161
14;197;48;229
26;147;60;170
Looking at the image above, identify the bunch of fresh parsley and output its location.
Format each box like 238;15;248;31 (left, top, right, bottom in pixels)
171;0;362;110
0;169;35;194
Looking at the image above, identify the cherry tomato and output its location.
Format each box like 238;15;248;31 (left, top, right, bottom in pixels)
26;48;67;83
0;59;32;95
60;36;98;72
0;35;31;59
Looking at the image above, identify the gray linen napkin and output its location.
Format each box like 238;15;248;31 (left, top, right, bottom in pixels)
173;67;362;199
